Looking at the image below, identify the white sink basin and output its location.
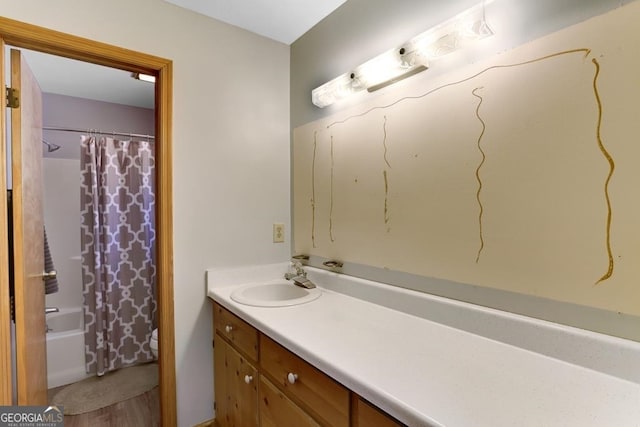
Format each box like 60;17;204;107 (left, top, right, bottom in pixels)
230;280;321;307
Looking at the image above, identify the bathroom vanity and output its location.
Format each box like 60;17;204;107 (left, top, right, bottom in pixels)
212;302;398;426
207;263;640;427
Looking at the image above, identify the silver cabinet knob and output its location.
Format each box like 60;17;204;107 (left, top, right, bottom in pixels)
244;375;253;384
225;325;233;333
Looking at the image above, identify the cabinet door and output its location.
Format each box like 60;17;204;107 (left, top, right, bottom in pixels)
352;396;405;427
214;335;258;427
214;331;228;424
259;376;320;427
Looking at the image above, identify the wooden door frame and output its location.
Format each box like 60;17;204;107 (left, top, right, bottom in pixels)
0;17;176;425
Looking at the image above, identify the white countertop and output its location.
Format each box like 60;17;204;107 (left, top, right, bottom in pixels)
207;263;640;427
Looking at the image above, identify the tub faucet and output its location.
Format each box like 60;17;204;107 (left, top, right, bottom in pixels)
45;307;59;314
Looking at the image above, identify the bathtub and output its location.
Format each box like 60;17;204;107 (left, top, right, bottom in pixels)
46;308;92;388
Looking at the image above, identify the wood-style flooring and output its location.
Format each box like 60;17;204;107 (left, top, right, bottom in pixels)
48;385;160;427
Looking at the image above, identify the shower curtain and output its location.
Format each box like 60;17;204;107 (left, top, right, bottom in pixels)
80;135;157;375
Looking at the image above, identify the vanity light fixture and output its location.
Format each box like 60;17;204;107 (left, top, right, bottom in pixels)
131;72;156;83
311;1;493;108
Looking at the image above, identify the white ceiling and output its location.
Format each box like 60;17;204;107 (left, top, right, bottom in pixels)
164;0;347;45
17;48;155;109
13;1;346;109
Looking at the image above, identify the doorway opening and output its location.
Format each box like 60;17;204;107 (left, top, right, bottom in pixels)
0;17;175;426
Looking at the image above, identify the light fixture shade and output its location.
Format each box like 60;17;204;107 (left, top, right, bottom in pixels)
131;72;156;83
356;46;428;90
312;48;429;107
312;73;365;108
311;1;493;108
413;3;493;59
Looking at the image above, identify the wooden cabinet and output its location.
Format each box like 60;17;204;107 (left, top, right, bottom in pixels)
213;302;258;360
213;303;259;427
259;376;320;427
212;301;405;427
352;395;404;427
214;338;258;427
260;335;349;427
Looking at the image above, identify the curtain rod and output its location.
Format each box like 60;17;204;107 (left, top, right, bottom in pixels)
43;126;155;140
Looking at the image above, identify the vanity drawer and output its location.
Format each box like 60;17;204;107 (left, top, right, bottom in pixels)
213;302;258;361
260;335;349;427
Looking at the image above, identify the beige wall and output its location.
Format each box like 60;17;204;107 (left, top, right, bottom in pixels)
0;1;291;425
293;1;640;339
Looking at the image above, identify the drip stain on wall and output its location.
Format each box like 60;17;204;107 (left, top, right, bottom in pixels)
311;131;317;248
471;87;487;264
382;115;391;169
329;134;335;242
591;57;615;284
382;115;391;229
383;170;390;228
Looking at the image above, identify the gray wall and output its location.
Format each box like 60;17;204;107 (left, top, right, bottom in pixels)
292;0;631;127
43;93;155;160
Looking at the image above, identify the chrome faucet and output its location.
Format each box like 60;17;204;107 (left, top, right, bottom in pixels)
284;261;316;289
284;261;306;280
45;307;59;332
291;275;316;289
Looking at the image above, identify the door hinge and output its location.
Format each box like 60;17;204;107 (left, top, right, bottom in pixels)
5;87;19;108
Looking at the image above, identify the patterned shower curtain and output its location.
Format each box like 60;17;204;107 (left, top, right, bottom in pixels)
80;135;157;375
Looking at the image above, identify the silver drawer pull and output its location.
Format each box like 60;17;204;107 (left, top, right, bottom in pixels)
225;325;233;333
287;372;298;384
244;375;253;384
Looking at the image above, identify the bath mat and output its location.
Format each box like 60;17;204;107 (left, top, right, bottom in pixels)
51;363;158;415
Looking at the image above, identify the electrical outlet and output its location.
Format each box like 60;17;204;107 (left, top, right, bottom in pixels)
273;223;285;243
